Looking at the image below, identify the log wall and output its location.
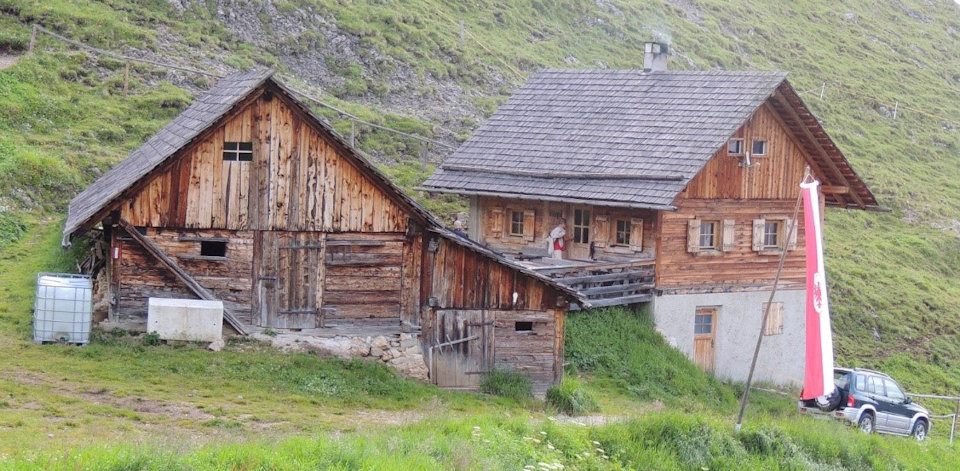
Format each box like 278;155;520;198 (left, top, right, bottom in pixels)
475;197;658;260
656;200;807;289
115;228;255;325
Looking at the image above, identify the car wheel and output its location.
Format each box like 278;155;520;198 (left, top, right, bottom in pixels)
858;412;875;434
912;420;928;441
815;387;843;412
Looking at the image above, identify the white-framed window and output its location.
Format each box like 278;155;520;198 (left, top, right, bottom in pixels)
752;139;768;156
509;210;524;236
615;219;631;245
687;219;736;254
699;220;719;250
752;218;797;252
728;138;744;155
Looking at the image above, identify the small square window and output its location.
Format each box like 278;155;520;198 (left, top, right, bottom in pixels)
752;140;767;156
615;219;631;245
509;211;524;236
223;141;253;161
699;221;719;250
200;241;227;257
515;321;533;332
728;138;744;155
763;221;781;249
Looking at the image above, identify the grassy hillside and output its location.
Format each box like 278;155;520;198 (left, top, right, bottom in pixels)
0;0;958;463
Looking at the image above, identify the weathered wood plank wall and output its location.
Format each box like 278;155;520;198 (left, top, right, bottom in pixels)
682;104;809;200
120;89;407;234
115;228;255;324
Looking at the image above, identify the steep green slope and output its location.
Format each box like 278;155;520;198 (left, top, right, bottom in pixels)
0;0;958;395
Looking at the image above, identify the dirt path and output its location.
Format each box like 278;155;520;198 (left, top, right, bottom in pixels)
0;54;21;70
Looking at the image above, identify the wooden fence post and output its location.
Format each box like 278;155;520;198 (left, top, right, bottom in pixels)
952;398;959;444
28;24;38;55
123;62;130;96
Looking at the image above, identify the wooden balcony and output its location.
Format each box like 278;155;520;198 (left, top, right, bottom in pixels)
518;258;656;311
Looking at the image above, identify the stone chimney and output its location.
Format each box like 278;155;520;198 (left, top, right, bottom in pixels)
643;42;669;72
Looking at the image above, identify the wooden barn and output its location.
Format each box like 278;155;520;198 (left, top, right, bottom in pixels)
421;42;881;385
62;70;584;394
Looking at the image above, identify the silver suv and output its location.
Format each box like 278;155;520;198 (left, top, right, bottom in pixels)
799;368;931;441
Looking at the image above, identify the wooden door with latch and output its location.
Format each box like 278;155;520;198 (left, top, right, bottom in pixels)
693;307;717;373
431;309;494;389
257;232;325;329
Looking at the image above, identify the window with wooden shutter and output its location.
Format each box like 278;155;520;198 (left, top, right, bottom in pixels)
509;210;524;236
594;216;609;248
752;218;765;251
490;207;503;238
687;219;701;253
721;219;736;252
785;218;798;250
762;302;784;336
630;218;643;251
522;210;535;242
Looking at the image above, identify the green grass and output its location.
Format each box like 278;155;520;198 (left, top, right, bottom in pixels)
479;369;533;402
0;0;958;466
565;307;737;410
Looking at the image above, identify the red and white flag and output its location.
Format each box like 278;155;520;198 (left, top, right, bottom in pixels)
800;179;835;400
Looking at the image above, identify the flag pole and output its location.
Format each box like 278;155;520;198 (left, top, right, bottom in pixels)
735;166;810;432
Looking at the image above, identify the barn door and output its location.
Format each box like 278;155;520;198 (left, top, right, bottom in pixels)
693;307;717;373
432;309;494;389
258;232;325;329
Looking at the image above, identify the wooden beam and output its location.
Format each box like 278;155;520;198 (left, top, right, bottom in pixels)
820;185;850;195
117;219;248;335
772;90;865;208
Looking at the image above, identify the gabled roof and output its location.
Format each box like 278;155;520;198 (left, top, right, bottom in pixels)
63;69;275;245
61;71;585;305
422;69;879;210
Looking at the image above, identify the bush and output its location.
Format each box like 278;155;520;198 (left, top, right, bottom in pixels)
479;369;532;401
546;377;598;416
142;331;162;346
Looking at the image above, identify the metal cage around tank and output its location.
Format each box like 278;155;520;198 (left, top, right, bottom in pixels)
33;273;92;345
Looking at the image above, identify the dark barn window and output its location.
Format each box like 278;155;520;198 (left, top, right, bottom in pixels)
223;141;253;161
515;321;533;332
200;240;227;257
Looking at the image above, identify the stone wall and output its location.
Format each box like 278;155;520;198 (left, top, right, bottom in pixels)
254;331;429;381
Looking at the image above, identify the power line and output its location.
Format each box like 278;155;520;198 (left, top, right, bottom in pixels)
30;24;455;152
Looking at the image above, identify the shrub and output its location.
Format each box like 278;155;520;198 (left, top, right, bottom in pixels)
479;369;531;401
142;331;161;346
546;377;598;416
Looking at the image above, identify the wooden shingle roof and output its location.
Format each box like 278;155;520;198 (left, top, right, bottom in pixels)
422;69;878;209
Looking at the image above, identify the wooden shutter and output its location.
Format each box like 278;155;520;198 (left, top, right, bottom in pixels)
630;218;644;251
721;219;736;252
785;218;798;251
593;216;609;248
752;219;765;251
489;207;503;239
687;219;701;253
522;210;535;242
762;302;784;335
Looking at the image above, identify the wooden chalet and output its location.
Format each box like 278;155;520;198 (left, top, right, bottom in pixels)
421;42;881;385
63;70;585;394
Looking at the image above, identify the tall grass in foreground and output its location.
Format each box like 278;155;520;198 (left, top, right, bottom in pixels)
5;413;957;470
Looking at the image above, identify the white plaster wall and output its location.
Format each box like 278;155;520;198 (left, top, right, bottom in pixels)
147;298;223;342
651;289;806;386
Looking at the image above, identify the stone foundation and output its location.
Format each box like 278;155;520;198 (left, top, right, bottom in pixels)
253;331;429;381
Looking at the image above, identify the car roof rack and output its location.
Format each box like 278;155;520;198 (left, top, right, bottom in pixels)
852;367;890;377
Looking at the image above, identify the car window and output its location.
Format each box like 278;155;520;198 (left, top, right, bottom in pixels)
884;378;905;402
835;372;850;389
856;374;866;391
867;376;885;395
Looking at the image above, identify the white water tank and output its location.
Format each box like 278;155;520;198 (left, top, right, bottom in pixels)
33;273;92;345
